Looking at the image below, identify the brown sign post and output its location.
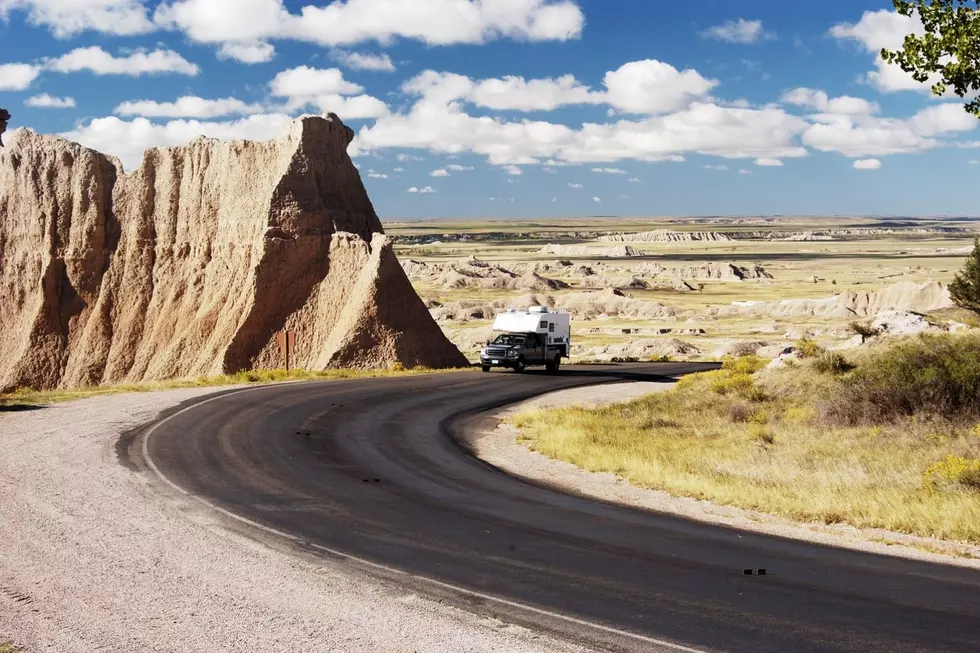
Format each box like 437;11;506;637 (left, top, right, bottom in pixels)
276;330;296;371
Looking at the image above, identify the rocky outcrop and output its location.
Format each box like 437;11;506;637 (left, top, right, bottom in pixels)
597;230;733;243
538;244;646;257
0;114;467;391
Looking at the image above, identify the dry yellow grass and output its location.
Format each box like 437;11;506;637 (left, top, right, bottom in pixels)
1;365;474;407
514;354;980;543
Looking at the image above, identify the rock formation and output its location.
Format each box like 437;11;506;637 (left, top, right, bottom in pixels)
597;230;733;243
0;114;467;391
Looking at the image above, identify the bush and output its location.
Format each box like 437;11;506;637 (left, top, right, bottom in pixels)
813;352;854;376
923;455;980;491
796;337;824;359
721;355;767;375
729;402;752;423
822;333;980;425
710;372;755;396
850;321;881;340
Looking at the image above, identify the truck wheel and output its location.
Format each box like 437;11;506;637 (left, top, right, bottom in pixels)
546;355;561;374
513;357;526;373
481;365;491;373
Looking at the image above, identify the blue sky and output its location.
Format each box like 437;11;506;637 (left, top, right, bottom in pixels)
1;0;978;219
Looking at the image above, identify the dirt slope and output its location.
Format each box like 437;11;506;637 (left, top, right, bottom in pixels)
0;115;466;391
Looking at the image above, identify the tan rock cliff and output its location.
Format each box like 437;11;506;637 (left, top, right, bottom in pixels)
0;114;467;391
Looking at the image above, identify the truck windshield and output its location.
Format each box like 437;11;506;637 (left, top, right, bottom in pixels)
492;334;527;346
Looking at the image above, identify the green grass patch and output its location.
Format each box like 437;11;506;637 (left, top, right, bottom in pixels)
514;333;980;543
1;366;474;407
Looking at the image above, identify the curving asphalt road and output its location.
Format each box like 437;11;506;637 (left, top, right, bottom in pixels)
126;364;980;653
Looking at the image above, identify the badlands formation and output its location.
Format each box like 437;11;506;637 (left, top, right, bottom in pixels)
0;114;467;392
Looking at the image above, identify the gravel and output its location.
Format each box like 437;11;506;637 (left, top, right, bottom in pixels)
0;388;589;653
475;381;980;567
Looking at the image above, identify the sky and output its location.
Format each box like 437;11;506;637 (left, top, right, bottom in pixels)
1;0;978;220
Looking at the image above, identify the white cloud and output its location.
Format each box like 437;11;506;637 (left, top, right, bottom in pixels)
269;66;388;119
567;182;582;189
392;166;406;172
114;96;264;118
330;50;395;72
396;153;424;161
218;41;275;64
591;167;626;174
828;10;947;94
603;60;717;114
704;164;729;171
781;87;878;116
853;158;881;169
367;171;388;178
24;93;75;108
430;168;450;177
270;65;363;97
153;0;584;49
446;164;473;171
503;164;522;175
754;157;783;166
738;168;752;174
0;63;41;90
628;177;641;182
592;196;601;203
470;74;602;111
0;0;154;38
970;159;979;165
701;18;775;44
48;46;200;76
61;113;297;172
801;102;977;157
420;186;437;193
551;196;557;202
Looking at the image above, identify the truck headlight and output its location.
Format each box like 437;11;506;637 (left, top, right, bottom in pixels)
480;348;487;356
507;350;518;358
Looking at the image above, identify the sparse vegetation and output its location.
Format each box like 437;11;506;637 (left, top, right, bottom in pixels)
0;366;473;407
514;333;980;542
849;320;882;341
0;642;17;653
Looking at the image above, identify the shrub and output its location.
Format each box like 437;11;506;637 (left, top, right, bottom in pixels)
729;402;752;423
749;423;775;446
923;455;980;491
822;333;980;425
390;362;407;372
850;321;881;340
722;355;767;375
710;372;755;396
813;351;854;376
796;337;824;359
950;237;980;315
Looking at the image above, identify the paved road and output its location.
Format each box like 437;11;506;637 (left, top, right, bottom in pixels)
132;364;980;653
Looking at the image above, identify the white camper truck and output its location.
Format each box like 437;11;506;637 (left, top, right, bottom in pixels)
480;306;571;373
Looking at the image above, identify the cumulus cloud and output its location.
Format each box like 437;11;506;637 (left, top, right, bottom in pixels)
738;168;752;175
828;9;949;94
25;93;75;108
329;49;395;72
628;177;641;182
592;196;601;203
114;96;264;118
48;46;200;76
446;164;474;171
705;164;729;171
781;87;879;116
217;41;275;64
430;168;450;177
754;157;783;166
0;63;42;90
853;158;881;169
61;113;296;172
603;60;717;114
503;164;522;175
567;182;583;189
0;0;154;38
366;170;388;178
701;19;775;44
591;167;626;174
152;0;584;51
269;66;388;119
407;185;437;193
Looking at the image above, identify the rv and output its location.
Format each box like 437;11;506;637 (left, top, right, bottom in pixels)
480;307;571;373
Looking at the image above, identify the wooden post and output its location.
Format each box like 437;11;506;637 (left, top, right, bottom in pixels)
276;330;296;372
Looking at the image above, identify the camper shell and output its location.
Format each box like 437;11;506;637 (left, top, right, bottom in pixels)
480;307;571;373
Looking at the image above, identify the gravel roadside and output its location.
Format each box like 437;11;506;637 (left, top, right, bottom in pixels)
472;381;980;567
0;388;589;653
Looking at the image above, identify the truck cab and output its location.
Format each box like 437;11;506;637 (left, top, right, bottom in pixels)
480;307;570;373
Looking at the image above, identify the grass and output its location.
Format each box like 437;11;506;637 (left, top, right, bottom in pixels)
1;365;474;407
513;336;980;543
0;642;17;653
